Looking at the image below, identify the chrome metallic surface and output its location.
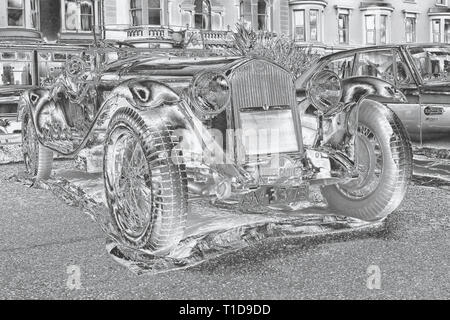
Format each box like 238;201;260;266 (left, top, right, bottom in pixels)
229;59;296;111
16;43;414;252
105;125;153;241
337;125;383;199
302;44;450;150
307;70;343;114
189;70;231;119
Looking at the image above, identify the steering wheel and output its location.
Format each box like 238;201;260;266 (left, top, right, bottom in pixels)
65;56;87;79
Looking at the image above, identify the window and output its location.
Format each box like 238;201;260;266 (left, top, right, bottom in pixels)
293;10;305;41
240;0;252;27
130;0;161;26
436;0;446;5
65;0;78;31
194;0;211;29
445;20;450;43
257;0;268;31
30;0;39;29
380;15;387;44
355;50;395;83
310;10;318;41
80;1;94;31
409;46;450;82
64;0;94;31
148;0;161;25
130;0;143;26
324;55;355;79
365;15;376;45
405;16;416;43
338;12;349;44
432;19;441;42
394;51;413;84
7;0;24;27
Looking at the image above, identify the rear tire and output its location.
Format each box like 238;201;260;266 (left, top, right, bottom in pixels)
22;107;53;180
104;107;188;252
321;100;412;221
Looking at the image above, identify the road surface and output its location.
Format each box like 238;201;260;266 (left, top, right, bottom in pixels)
0;163;448;299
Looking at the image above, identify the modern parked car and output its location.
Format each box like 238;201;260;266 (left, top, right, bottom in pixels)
296;44;450;150
20;45;412;252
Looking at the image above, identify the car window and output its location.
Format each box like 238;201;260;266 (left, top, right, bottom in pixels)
354;50;395;83
323;55;355;79
394;51;413;85
408;46;450;83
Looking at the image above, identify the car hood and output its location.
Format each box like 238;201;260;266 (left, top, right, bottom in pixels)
106;54;242;77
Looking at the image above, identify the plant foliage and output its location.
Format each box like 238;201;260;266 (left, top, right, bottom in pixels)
229;23;322;79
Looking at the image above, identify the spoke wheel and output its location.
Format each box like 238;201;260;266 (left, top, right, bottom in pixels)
337;125;383;199
321;100;412;221
21;107;53;179
22;112;39;175
104;107;188;251
108;126;156;242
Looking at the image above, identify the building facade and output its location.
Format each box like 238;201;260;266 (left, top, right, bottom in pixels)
0;0;102;43
2;0;450;50
102;0;291;48
289;0;450;52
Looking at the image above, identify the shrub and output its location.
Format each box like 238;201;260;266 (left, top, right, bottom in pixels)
229;23;322;79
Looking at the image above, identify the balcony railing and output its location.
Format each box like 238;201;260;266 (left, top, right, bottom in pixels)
185;29;234;46
126;25;172;40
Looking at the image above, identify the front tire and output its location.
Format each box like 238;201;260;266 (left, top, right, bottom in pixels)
104;107;188;252
21;107;53;180
321;100;412;221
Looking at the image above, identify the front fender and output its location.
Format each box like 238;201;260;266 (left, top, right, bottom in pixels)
97;78;181;129
21;88;70;142
109;78;181;110
343;76;407;138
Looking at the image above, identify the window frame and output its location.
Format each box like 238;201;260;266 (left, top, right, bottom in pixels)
148;0;162;26
239;0;252;27
445;19;450;43
309;9;319;42
380;14;388;44
30;0;39;30
129;0;162;27
194;0;211;30
354;49;396;83
63;0;95;33
257;0;268;31
338;12;349;44
79;0;94;31
7;0;25;27
324;54;356;79
293;9;306;42
130;0;143;26
405;15;417;43
365;15;376;45
432;19;442;43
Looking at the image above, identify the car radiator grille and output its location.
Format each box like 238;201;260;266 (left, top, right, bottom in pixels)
230;60;297;110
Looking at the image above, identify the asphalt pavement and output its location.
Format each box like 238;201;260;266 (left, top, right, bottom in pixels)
0;163;448;300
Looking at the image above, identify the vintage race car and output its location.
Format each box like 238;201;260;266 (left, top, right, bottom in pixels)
20;46;412;252
297;44;450;151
